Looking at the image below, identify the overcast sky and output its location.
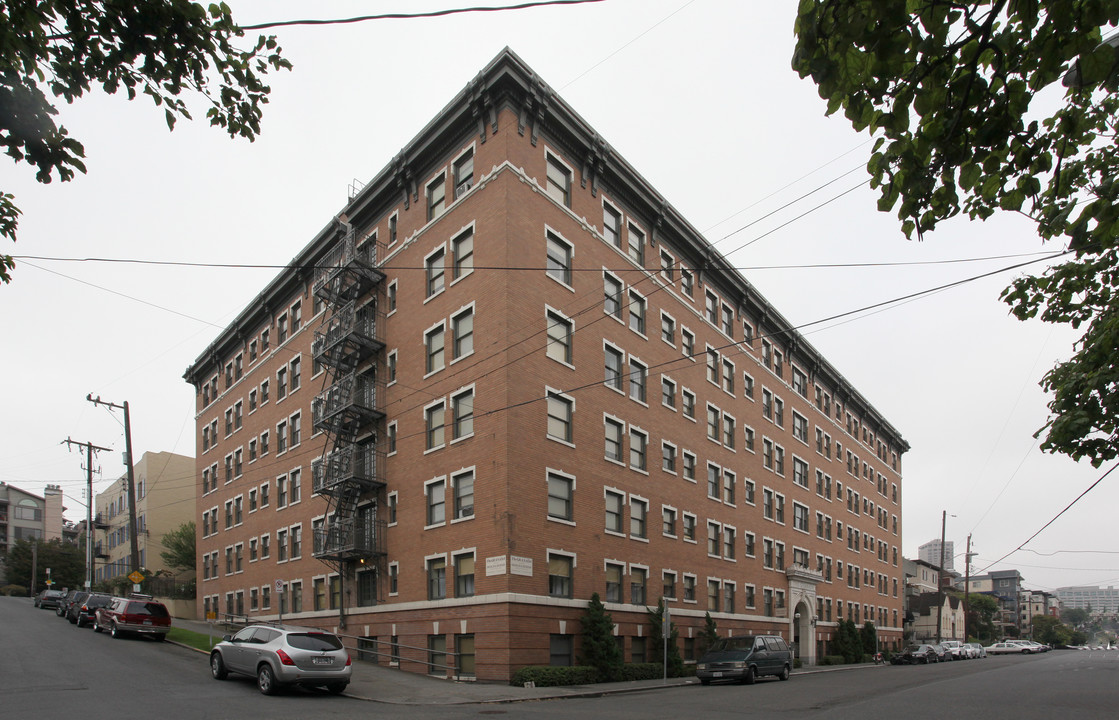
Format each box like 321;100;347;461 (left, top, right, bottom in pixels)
2;0;1115;593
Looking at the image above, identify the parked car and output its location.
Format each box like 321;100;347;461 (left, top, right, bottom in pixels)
1006;640;1048;653
965;642;987;658
986;642;1029;654
891;644;938;664
58;590;89;618
695;635;793;685
71;593;113;627
34;589;67;609
209;625;352;695
930;643;954;662
93;594;171;640
940;640;968;660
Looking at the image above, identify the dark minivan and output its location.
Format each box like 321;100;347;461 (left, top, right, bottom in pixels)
696;635;793;685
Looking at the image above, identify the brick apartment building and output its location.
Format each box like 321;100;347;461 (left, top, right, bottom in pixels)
183;48;908;682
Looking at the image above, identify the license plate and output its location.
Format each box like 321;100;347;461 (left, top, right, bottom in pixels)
313;657;332;665
713;671;723;678
143;620;152;625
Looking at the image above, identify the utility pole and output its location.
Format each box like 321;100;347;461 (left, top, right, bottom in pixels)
936;510;947;644
64;438;111;589
87;395;140;574
964;534;974;641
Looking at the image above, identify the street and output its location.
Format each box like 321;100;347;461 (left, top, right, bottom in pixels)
3;596;1117;719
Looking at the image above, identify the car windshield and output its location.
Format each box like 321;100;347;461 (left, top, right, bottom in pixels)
711;637;757;652
287;633;343;652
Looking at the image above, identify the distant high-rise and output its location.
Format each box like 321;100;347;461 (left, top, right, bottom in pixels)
918;539;955;573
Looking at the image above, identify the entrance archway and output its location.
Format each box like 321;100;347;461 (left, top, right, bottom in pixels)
792;600;813;666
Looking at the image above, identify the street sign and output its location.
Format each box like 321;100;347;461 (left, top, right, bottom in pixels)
128;570;145;585
275;579;284;593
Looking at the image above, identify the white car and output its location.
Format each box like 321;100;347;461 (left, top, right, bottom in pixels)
986;642;1029;655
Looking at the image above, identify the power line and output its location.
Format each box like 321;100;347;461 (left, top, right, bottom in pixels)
240;0;607;31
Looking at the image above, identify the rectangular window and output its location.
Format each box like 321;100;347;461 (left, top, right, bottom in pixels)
627;223;645;265
427;173;446;220
683;513;697;542
604;416;624;462
453;149;474;198
603;203;622;247
605;490;624;533
794;503;810;532
426;248;445;298
661;442;677;473
425;402;446;450
605;562;624;602
630;567;647;605
452;309;474;360
683;451;696;482
681;268;694;297
629;428;647;471
628;290;646;334
426;478;446;526
453;470;474;520
662;506;677;536
661;377;676;409
549;554;573;598
425;324;445;374
546;232;573;286
628;358;647;403
682;389;696;419
547;311;573;364
604;273;623;319
454;554;475;598
428;557;447;600
452;389;474;440
661;312;676;345
546;153;572;207
682;327;695;359
604;344;624;390
793;413;808;443
548;472;574;521
547;392;573;443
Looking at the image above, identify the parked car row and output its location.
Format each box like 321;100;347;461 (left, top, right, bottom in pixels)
986;640;1051;654
33;588;67;609
891;642;988;664
46;590;171;640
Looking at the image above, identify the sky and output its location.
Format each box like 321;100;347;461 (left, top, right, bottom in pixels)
2;0;1116;594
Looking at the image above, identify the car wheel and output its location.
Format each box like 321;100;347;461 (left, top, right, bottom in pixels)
326;683;347;695
742;666;756;685
210;652;228;680
111;623;124;639
257;664;279;695
778;665;791;681
699;678;711;686
92;619;102;633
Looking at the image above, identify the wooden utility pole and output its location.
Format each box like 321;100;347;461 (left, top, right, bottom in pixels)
964;534;974;641
64;437;112;588
87;395;140;574
936;510;947;644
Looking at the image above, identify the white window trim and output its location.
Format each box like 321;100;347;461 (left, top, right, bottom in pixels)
546;467;577;527
423;243;448;304
544;224;576;291
449;303;476;365
423;319;447;380
604;486;627;538
424;476;448;529
423;398;447;454
544;386;576;448
545;304;576;369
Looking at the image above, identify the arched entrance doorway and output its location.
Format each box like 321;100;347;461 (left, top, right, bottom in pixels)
792;600;813;665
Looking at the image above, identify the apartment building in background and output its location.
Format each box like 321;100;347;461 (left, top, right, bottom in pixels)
0;482;65;585
183;48;909;682
1056;586;1119;616
917;538;955;574
93;451;195;584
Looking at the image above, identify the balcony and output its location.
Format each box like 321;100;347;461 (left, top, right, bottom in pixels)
311;301;384;371
312;444;385;495
312;232;383;306
313;518;386;561
313;372;384;437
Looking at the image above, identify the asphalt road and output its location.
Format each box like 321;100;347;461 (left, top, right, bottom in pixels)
4;595;1117;719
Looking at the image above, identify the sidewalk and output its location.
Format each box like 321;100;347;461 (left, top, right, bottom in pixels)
171;618;874;705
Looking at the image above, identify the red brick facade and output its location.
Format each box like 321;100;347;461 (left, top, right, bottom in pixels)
185;50;907;683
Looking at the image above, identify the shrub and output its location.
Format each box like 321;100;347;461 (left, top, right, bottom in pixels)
819;655;847;666
793;658;803;669
620;663;664;681
2;584;28;597
510;665;599;687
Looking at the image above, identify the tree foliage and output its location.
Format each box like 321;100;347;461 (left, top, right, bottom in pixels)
833;619;864;663
0;1;291;282
699;611;720;655
6;538;85;593
579;593;623;682
793;0;1119;465
159;520;195;573
1031;614;1074;645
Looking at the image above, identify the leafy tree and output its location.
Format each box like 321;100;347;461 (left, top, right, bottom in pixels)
699;611;720;655
646;599;685;677
793;0;1119;465
159;521;196;573
6;538;85;593
1031;614;1073;646
0;1;291;283
1062;607;1091;627
579;593;623;682
962;592;1000;643
860;621;878;656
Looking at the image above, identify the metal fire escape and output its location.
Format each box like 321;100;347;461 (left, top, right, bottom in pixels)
310;224;388;588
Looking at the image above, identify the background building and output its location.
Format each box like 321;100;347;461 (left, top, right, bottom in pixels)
918;538;955;574
183;49;908;681
1056;586;1119;615
0;482;65;585
93;451;195;589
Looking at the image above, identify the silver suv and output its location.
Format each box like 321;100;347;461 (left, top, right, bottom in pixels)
209;625;352;695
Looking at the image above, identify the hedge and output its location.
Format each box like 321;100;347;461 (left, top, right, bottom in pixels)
510;662;676;687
